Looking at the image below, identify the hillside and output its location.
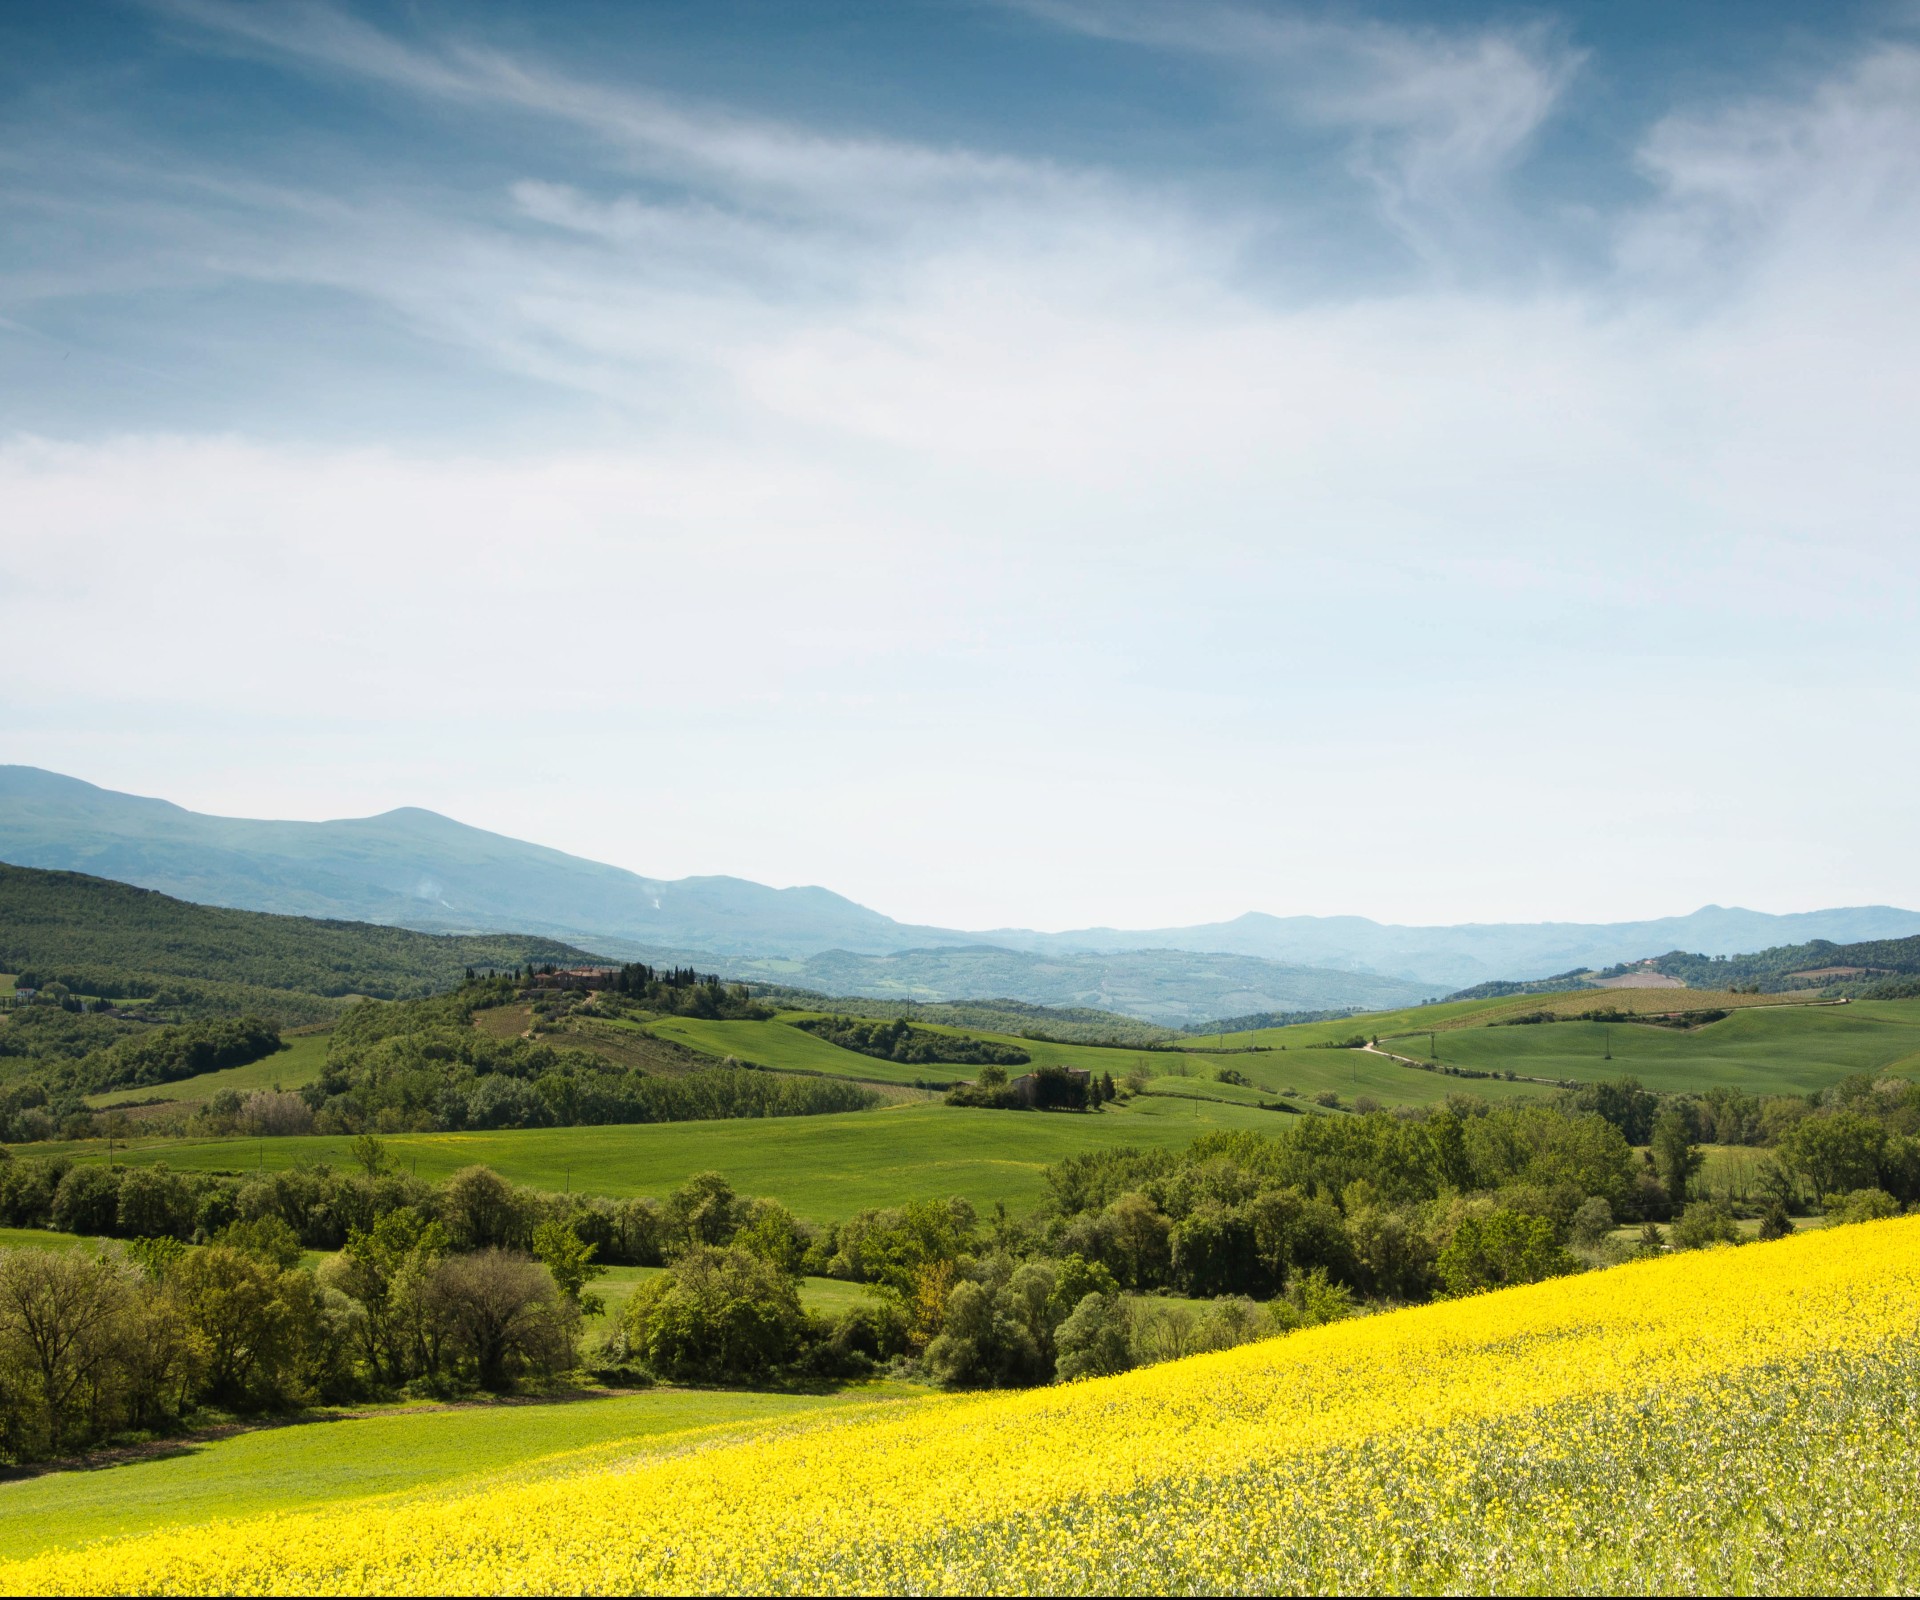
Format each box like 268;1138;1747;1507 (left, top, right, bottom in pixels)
12;1220;1915;1593
1642;935;1920;994
0;766;956;958
0;863;597;1003
9;767;1918;1006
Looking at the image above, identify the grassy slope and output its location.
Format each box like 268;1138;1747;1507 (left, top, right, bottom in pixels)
1365;999;1920;1095
589;1265;878;1326
0;1387;913;1562
646;1017;952;1085
16;1099;1285;1220
0;864;595;1002
86;1032;332;1109
652;1012;1544;1109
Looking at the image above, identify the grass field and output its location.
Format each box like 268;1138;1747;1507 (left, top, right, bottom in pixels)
645;1016;952;1086
1366;999;1920;1095
15;1097;1288;1221
18;1219;1915;1593
86;1032;333;1111
0;1385;917;1563
648;1012;1548;1110
588;1264;879;1325
0;1226;88;1252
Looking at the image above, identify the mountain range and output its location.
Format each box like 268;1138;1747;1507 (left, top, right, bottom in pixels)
5;765;1918;1023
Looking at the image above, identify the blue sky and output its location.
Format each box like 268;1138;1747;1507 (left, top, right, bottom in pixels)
3;0;1917;930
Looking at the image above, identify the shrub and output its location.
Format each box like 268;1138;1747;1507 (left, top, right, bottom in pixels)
1826;1188;1902;1227
1669;1201;1742;1251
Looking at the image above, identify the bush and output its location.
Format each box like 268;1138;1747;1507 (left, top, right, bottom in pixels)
1826;1188;1902;1227
1756;1199;1794;1241
1669;1201;1742;1251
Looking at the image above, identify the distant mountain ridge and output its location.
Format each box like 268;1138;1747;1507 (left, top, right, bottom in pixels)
986;905;1920;989
4;766;1918;1016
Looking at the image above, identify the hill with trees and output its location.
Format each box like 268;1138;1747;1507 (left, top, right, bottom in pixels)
0;863;600;1011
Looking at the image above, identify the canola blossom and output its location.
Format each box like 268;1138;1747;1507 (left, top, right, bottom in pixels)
13;1217;1920;1594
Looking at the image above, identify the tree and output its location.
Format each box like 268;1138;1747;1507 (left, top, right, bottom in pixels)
50;1165;121;1236
663;1172;745;1253
322;1208;450;1384
1567;1196;1615;1250
350;1134;390;1176
618;1245;803;1381
216;1215;303;1269
924;1278;1043;1389
0;1247;131;1454
1103;1192;1172;1289
1436;1211;1577;1296
732;1199;808;1277
1778;1114;1886;1201
531;1219;607;1316
1570;1078;1659;1145
440;1166;530;1251
115;1164;195;1241
169;1244;331;1407
1649;1111;1703;1208
1054;1292;1133;1382
425;1250;576;1390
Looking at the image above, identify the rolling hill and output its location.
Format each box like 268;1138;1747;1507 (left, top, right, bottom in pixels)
0;863;596;1003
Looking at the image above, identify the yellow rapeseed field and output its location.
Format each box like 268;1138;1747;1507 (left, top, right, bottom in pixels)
14;1217;1920;1595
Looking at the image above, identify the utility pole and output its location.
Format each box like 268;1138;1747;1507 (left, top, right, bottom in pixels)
1604;1027;1612;1062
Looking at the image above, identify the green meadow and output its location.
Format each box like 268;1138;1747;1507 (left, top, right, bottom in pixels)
647;1012;1543;1109
646;1016;947;1085
22;1097;1290;1220
87;1031;333;1110
1366;998;1920;1095
0;1386;919;1561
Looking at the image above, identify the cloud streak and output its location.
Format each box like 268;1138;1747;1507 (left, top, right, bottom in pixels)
4;5;1919;925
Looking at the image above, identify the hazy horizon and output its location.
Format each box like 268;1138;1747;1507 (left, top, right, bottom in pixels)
5;1;1917;930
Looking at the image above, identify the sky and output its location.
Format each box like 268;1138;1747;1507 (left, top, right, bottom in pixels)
2;0;1917;932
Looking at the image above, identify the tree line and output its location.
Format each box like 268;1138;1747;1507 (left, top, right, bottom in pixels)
795;1015;1031;1067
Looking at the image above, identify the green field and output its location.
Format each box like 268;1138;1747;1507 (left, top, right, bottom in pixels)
1365;1000;1920;1095
87;1031;333;1110
0;1386;919;1561
646;1016;949;1085
15;1098;1289;1220
0;1226;87;1252
648;1012;1546;1110
589;1264;880;1325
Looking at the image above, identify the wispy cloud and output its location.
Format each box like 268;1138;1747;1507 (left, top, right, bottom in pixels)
5;5;1919;924
1017;1;1580;258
